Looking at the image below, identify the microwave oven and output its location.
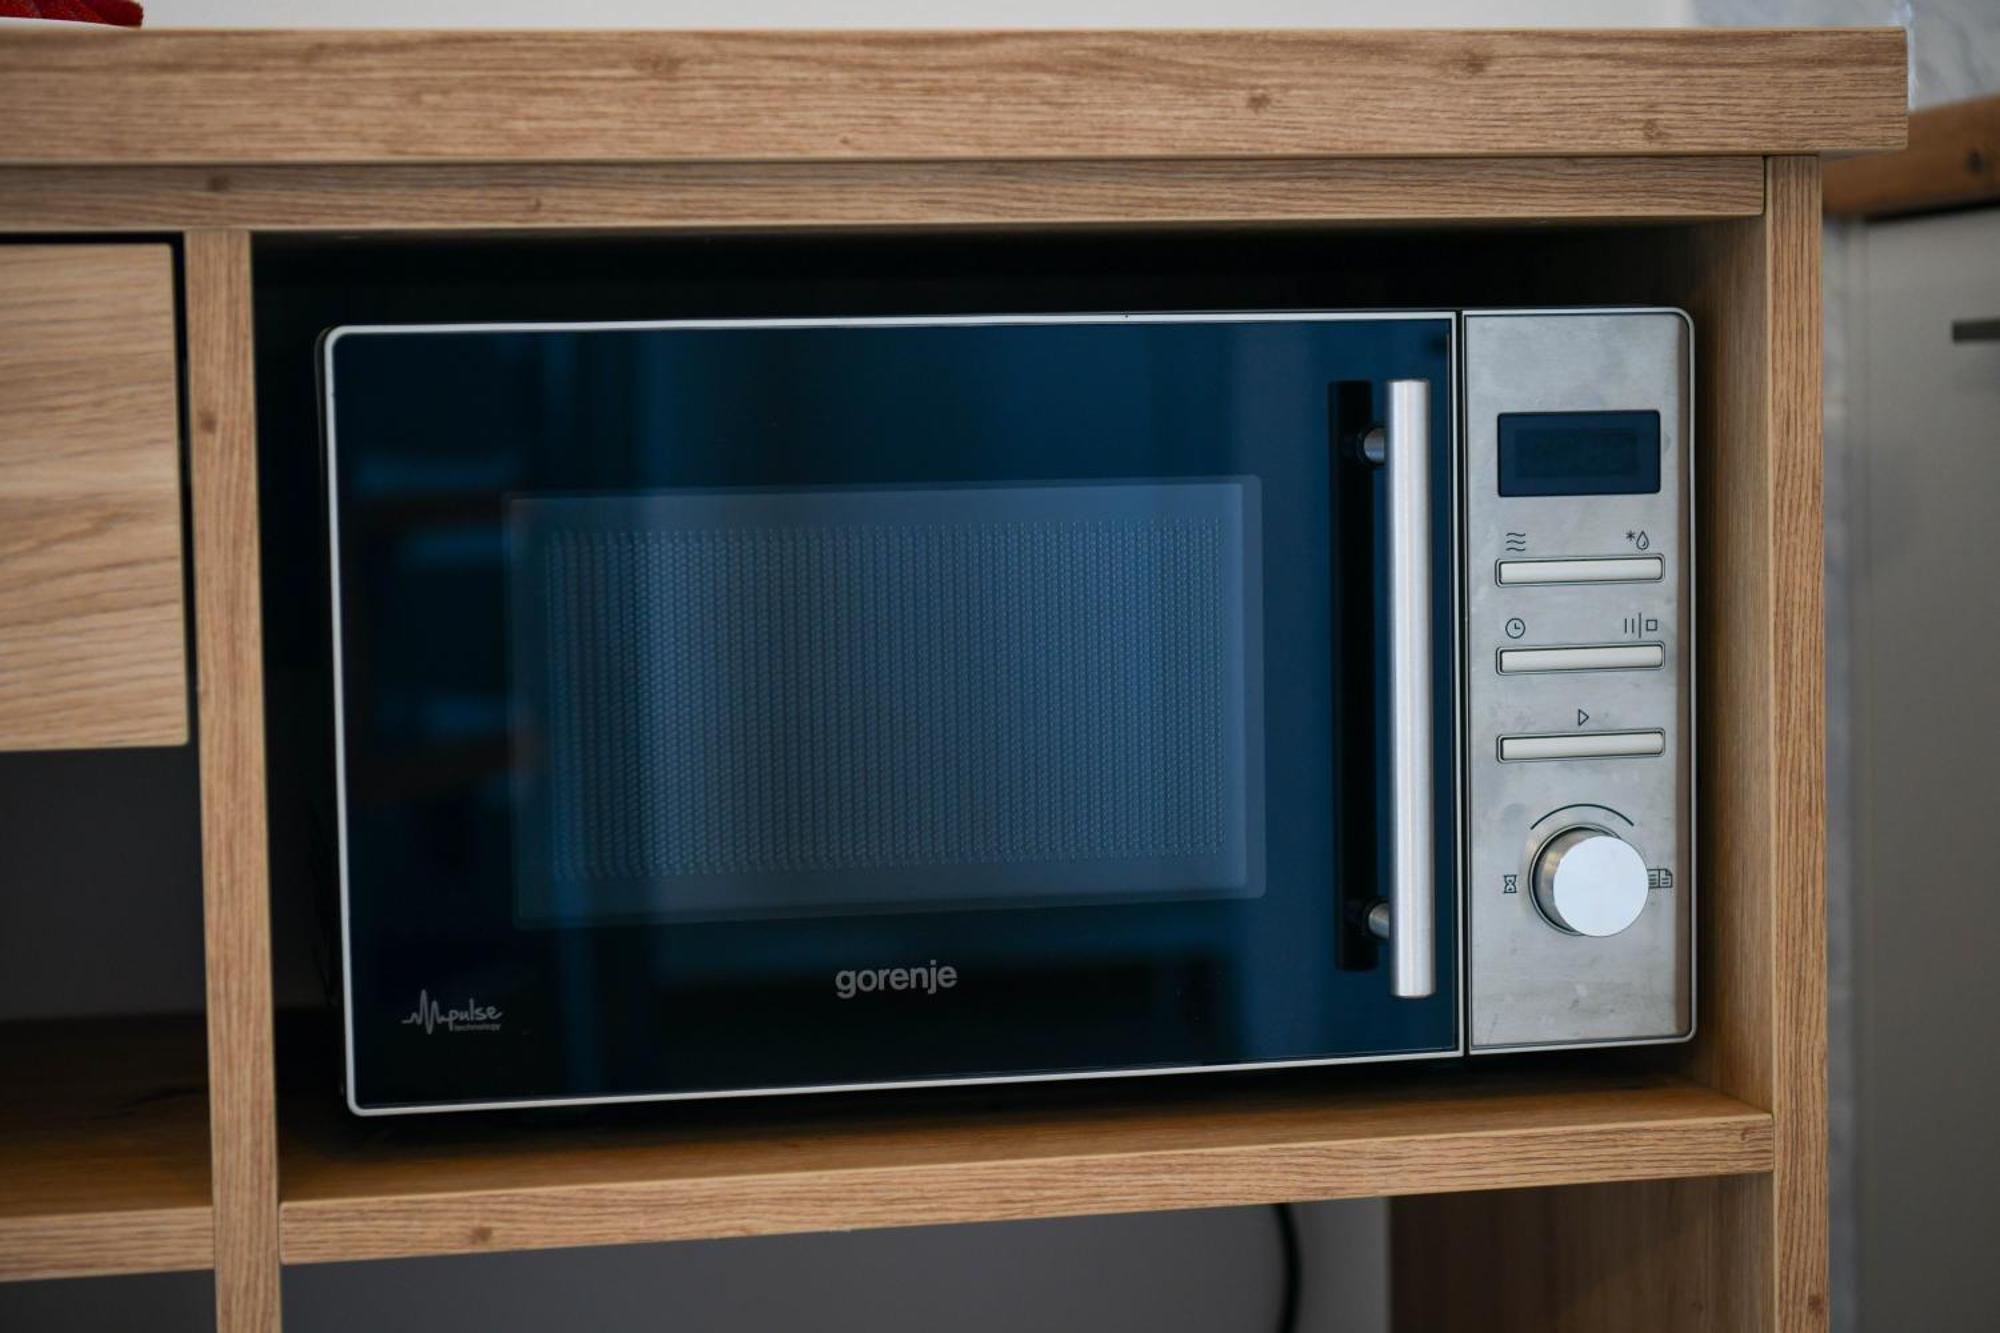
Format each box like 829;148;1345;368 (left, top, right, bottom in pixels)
320;308;1693;1115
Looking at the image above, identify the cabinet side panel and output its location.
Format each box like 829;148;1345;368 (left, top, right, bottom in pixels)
187;229;282;1333
1766;151;1828;1333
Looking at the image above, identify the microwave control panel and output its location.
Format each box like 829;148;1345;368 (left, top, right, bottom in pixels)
1461;310;1694;1050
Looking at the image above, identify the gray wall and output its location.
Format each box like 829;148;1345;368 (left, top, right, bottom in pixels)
1839;206;2000;1333
0;748;205;1019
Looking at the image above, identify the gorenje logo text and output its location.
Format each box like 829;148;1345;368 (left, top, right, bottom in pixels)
401;989;504;1034
835;961;957;1000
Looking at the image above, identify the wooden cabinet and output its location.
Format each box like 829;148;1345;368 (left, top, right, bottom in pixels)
0;246;200;1280
0;244;185;750
0;27;1904;1333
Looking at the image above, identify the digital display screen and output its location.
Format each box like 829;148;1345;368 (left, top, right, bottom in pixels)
1498;411;1662;497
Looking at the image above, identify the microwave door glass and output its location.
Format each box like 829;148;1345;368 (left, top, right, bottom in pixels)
509;480;1264;925
324;315;1459;1111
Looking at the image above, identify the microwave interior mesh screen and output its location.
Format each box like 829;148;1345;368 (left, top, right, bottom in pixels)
509;481;1263;923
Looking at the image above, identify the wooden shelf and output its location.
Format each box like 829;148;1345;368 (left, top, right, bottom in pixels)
0;1016;213;1282
278;1066;1770;1266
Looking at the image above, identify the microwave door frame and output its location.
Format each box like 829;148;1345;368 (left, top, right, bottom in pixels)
321;310;1466;1116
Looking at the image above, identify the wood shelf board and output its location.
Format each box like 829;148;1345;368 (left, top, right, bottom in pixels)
279;1069;1770;1265
1825;92;2000;218
0;1017;214;1282
0;29;1904;168
0;157;1767;234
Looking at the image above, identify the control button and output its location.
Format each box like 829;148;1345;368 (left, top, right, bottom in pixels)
1531;827;1651;937
1498;643;1665;674
1497;556;1664;586
1498;730;1665;762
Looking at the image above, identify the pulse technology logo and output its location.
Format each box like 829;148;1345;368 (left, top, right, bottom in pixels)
401;989;504;1034
835;961;957;1000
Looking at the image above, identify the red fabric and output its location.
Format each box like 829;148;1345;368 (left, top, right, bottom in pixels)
3;0;146;21
81;0;144;24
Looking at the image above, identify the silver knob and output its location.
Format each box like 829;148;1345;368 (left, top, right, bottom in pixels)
1531;828;1650;937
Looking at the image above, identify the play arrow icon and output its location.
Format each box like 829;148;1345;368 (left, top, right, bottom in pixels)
1576;708;1590;727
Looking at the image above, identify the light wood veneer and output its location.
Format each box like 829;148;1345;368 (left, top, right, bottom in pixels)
0;29;1904;166
0;244;186;750
0;157;1766;234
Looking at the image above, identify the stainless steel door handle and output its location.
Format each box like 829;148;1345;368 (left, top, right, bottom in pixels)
1362;380;1437;999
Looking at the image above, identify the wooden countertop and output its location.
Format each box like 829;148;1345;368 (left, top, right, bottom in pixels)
0;28;1905;167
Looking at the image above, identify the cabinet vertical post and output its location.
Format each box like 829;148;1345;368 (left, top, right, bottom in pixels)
185;229;282;1333
1763;154;1829;1330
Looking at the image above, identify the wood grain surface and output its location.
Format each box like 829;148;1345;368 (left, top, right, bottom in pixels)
0;29;1905;166
1764;152;1830;1333
0;244;185;750
1392;1175;1773;1332
0;157;1767;233
0;1017;213;1282
185;230;281;1333
277;1071;1770;1266
1826;93;2000;217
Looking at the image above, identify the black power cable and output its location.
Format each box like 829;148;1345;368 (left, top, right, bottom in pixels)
1271;1202;1302;1332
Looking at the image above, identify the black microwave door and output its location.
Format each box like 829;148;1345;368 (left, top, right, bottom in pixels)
324;315;1458;1110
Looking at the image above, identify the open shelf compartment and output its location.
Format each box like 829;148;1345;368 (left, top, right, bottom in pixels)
0;1016;214;1282
251;214;1790;1272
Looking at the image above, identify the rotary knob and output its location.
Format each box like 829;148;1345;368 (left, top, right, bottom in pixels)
1531;827;1650;937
